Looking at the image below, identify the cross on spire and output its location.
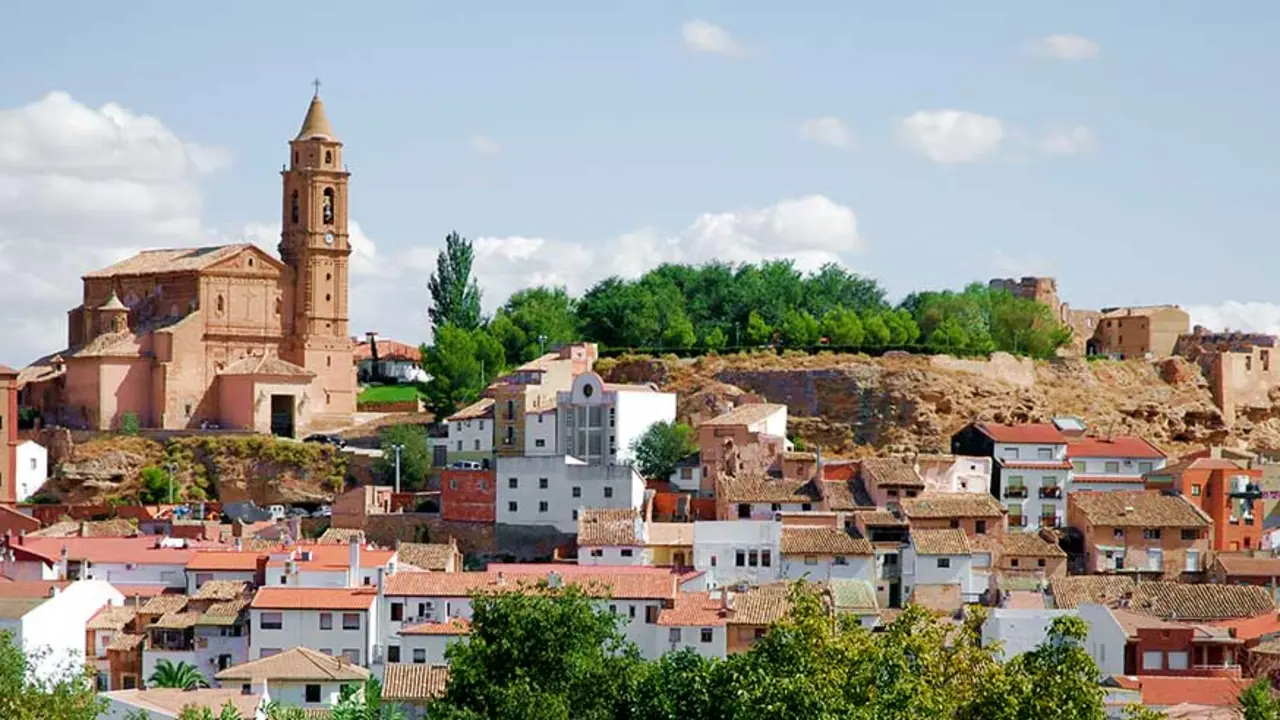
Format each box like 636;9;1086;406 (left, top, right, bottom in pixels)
311;77;322;97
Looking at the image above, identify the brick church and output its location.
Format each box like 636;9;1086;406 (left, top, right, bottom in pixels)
19;90;357;436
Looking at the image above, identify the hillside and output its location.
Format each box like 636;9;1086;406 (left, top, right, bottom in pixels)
597;351;1279;456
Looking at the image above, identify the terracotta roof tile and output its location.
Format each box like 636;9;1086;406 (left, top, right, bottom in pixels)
152;610;201;629
1050;576;1136;609
197;599;250;625
29;518;139;538
577;508;640;546
822;481;858;511
910;528;971;555
384;569;678;601
354;339;420;363
729;584;793;626
909;583;964;614
1071;490;1210;528
400;618;471;636
381;664;449;702
657;592;728;627
106;633;145;652
397;542;457;571
446;398;494;422
0;580;67;598
186;550;263;571
700;403;786;428
829;579;878;613
85;245;258;278
1214;553;1280;577
719;476;822;504
219;355;315;378
316;528;365;545
1126;676;1249;708
780;527;872;556
861;457;925;488
191;580;249;601
1127;583;1276;621
900;492;1004;519
1000;533;1067;558
251;587;377;611
977;423;1067;444
21;537;197;566
139;595;189;616
87;605;137;631
1067;436;1166;459
215;647;371;683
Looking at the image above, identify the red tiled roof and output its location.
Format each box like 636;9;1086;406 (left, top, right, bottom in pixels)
20;537;197;565
0;580;68;598
1214;553;1280;578
354;339;421;363
1122;676;1249;708
264;544;395;572
384;568;678;601
250;587;377;611
187;551;264;572
400;618;471;636
658;592;728;627
1068;436;1166;459
1208;612;1280;642
978;423;1066;444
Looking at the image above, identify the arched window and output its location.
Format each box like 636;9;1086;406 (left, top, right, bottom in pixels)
324;150;332;165
290;190;299;224
323;188;335;224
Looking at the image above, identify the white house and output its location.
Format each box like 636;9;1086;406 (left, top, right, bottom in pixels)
22;536;194;589
355;338;427;384
495;455;646;533
656;590;728;659
1077;603;1129;677
1067;436;1167;492
901;529;979;607
0;579;122;683
248;586;379;666
958;423;1073;532
555;372;677;466
577;508;651;566
981;608;1076;660
779;525;875;583
524;408;558;456
263;539;397;589
916;454;992;495
0;543;58;581
392;618;470;664
692;520;783;589
99;687;267;719
14;440;47;502
444;399;494;468
668;452;702;493
185;550;261;594
216;647;370;709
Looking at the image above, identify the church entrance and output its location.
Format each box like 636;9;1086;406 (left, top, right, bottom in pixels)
270;395;295;438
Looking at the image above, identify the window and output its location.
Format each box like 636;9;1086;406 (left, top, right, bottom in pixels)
539;477;549;489
748;550;759;567
621;549;633;557
975;520;987;535
535;439;546;447
1181;529;1198;541
1191;484;1202;497
323;188;335;224
387;645;401;663
479;479;488;491
473;439;480;450
572;509;578;520
324;150;332;164
1247;355;1253;371
771;503;782;512
572;486;581;498
342;613;360;630
319;613;333;630
590;549;603;557
736;550;746;567
645;606;659;624
834;556;848;565
260;613;282;630
801;503;812;511
1104;461;1120;473
668;628;681;643
412;648;426;664
1166;651;1189;670
505;427;515;445
604;487;613;499
290;190;299;223
508;501;518;512
754;628;766;640
949;519;960;529
1185;549;1201;572
887;489;899;498
505;400;515;420
937;558;951;569
1142;651;1164;671
1011;558;1020;568
539;501;548;513
701;628;713;643
1114;528;1125;539
1072;461;1086;474
456;441;462;451
509;477;518;489
391;603;403;621
1037;558;1046;568
1143;529;1162;540
761;551;771;567
306;685;322;703
450;478;458;490
804;556;818;566
1138;461;1154;474
1002;447;1019;460
681;468;693;480
1037;447;1053;460
630;606;637;619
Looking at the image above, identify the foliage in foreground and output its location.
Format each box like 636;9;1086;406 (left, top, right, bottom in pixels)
630;420;698;480
0;631;104;720
148;658;209;690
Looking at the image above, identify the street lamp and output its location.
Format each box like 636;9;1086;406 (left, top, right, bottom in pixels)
391;444;404;493
538;334;547;356
165;461;178;504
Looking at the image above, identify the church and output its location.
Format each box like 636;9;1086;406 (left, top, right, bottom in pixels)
19;91;357;436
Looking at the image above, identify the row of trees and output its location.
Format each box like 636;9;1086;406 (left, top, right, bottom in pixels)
420;232;1072;418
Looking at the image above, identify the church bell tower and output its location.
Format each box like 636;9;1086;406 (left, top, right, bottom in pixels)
279;83;355;416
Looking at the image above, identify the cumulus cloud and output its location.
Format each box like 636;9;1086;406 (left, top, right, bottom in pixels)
469;134;500;155
0;92;228;365
1188;302;1280;335
1040;125;1097;156
681;20;744;57
898;110;1005;164
797;117;855;151
1026;34;1100;61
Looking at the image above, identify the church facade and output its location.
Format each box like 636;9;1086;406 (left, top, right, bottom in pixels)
19;92;357;436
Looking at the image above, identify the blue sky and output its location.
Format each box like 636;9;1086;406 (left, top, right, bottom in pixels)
1;1;1278;363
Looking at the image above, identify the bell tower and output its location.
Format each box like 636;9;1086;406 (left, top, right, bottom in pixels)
279;82;355;417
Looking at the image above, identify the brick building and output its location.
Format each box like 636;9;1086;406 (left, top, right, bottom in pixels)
1090;305;1191;360
440;468;495;523
1068;490;1212;578
0;365;16;503
1145;457;1263;553
1176;328;1280;422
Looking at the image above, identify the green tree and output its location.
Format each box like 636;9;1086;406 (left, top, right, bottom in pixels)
819;307;864;346
375;424;430;490
802;262;888;317
138;465;172;504
576;278;661;348
1121;704;1167;720
630;421;697;480
120;411;140;435
332;678;407;720
702;327;727;351
0;630;105;720
862;312;891;347
927;317;970;353
422;325;504;419
661;311;697;349
779;309;821;347
427;231;483;334
627;649;725;720
744;310;773;346
996;616;1106;720
1239;678;1280;720
430;581;641;719
148;659;209;690
488;286;580;365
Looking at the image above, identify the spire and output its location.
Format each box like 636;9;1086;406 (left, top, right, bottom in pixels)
295;82;336;142
99;290;126;312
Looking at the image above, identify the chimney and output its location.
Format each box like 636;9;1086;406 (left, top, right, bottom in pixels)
234;536;242;552
58;545;68;581
376;567;385;599
719;588;730;613
347;535;361;588
288;515;301;543
496;572;505;587
79;521;89;538
815;445;824;481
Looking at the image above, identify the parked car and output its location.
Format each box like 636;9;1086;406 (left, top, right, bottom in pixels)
303;433;347;448
312;506;332;518
451;460;483;470
267;504;286;521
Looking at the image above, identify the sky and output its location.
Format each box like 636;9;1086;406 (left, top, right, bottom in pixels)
1;1;1279;366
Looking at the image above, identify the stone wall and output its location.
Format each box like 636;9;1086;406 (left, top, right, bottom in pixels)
359;514;570;563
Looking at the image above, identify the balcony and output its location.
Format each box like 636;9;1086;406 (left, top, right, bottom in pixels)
1009;516;1027;528
1039;516;1061;529
1004;487;1028;499
1039;487;1062;499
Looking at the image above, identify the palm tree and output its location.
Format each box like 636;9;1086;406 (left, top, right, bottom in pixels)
147;659;209;690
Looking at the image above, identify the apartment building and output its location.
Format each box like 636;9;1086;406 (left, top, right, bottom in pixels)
951;422;1073;531
1068;435;1167;492
1068;490;1212;578
1146;457;1264;553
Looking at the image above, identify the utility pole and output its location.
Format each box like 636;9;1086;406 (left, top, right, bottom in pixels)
735;323;740;348
165;461;177;504
392;444;404;493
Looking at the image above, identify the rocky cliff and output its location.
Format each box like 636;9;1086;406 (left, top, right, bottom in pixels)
597;351;1280;456
39;431;347;505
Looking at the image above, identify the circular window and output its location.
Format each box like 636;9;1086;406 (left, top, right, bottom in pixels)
583;384;594;398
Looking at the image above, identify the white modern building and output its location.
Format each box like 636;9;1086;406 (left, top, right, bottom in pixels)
901;529;979;605
524;408;558;456
952;423;1073;532
247;586;379;666
556;372;677;466
692;520;783;589
0;580;123;683
14;440;47;502
391;619;470;664
981;608;1076;660
444;399;494;468
495;455;646;533
1067;436;1168;492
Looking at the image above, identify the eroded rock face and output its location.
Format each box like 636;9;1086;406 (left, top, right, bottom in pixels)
599;351;1276;455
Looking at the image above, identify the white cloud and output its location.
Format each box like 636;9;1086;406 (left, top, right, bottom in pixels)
992;250;1052;278
797;117;855;151
469;134;500;155
1026;34;1100;61
681;20;744;57
1040;125;1097;156
1188;302;1280;335
0;92;227;365
898;110;1005;164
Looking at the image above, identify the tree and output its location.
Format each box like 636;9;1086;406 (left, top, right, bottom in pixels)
744;311;772;346
996;615;1106;720
820;308;864;347
120;412;140;436
0;630;105;720
1239;678;1280;720
138;465;172;504
779;309;821;347
375;424;431;490
661;311;697;349
148;659;209;690
927;317;970;353
488;286;580;365
862;312;891;347
430;581;641;719
332;678;407;720
702;327;727;352
1121;704;1167;720
576;278;660;348
427;231;482;334
630;421;697;480
422;325;504;419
